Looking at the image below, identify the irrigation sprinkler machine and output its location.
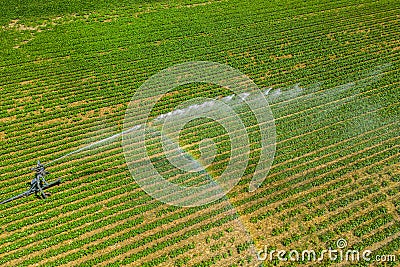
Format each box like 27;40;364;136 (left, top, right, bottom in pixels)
0;161;61;204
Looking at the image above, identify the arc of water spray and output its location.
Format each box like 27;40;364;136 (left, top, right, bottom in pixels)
44;92;254;168
45;125;142;167
43;62;389;168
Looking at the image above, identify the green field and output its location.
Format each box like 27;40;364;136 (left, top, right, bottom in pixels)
0;0;399;266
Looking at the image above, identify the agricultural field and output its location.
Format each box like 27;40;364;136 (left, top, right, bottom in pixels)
0;0;399;266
